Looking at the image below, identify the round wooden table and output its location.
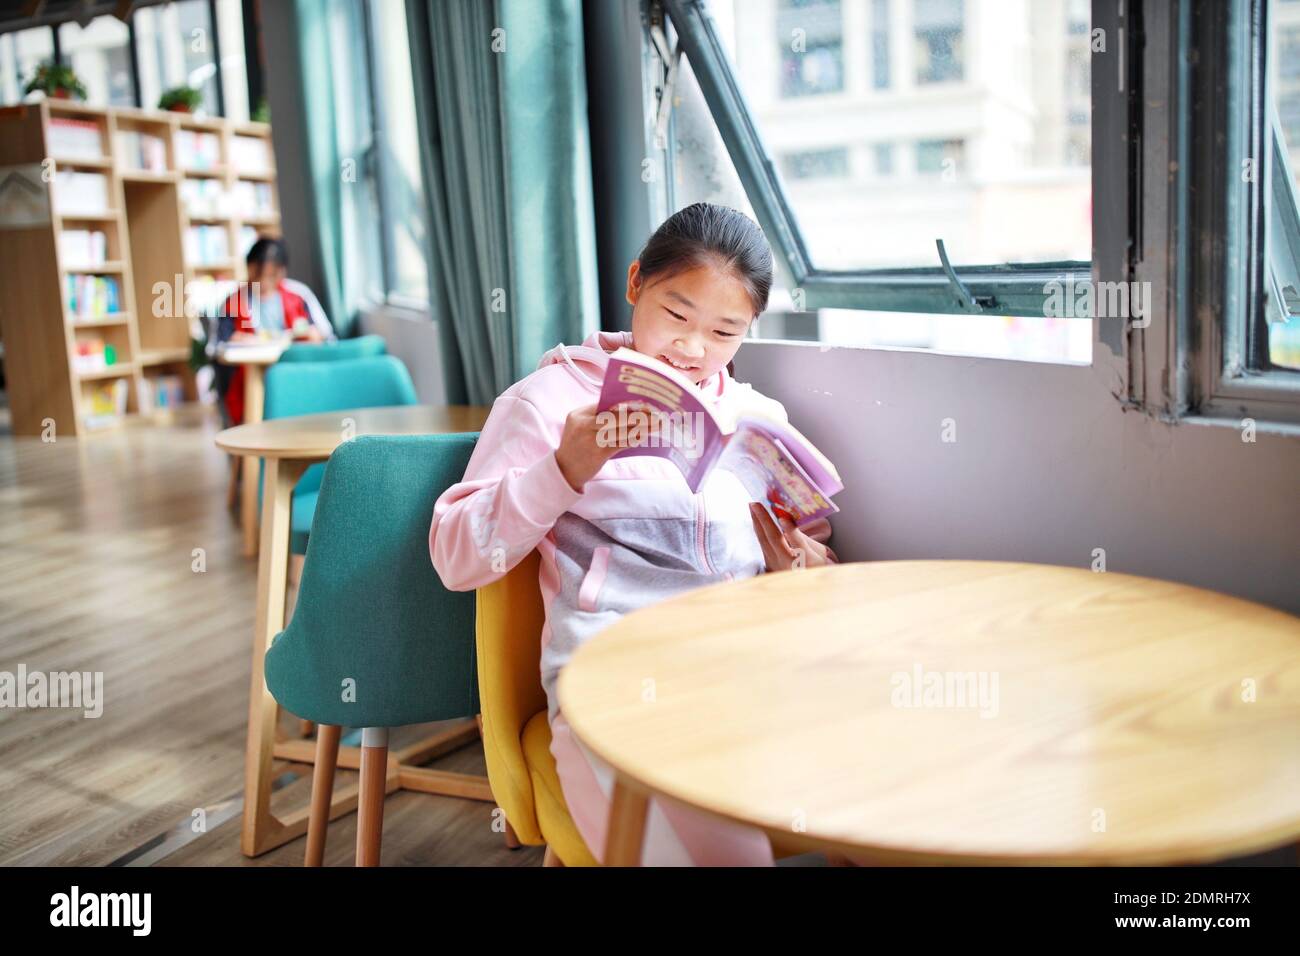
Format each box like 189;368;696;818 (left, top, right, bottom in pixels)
558;560;1300;866
215;403;489;856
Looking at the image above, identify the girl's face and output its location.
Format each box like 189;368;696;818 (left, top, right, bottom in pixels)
625;260;753;385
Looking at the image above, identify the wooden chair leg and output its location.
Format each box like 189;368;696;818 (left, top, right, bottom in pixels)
356;727;389;866
305;724;341;866
543;845;564;867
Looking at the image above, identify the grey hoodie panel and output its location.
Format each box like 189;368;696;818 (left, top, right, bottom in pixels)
541;505;765;723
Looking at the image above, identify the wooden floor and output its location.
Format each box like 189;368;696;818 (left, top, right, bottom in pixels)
0;403;540;866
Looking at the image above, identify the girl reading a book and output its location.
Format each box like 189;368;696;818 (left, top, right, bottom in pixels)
430;202;836;865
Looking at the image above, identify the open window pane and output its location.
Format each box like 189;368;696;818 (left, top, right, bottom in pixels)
701;0;1091;272
672;31;1091;364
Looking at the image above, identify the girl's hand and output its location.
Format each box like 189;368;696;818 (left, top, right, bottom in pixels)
555;402;654;492
749;502;838;572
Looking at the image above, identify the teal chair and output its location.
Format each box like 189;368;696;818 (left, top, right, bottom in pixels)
277;334;387;364
263;355;418;555
264;433;494;866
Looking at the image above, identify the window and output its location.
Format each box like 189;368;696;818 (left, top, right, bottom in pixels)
871;0;890;90
665;0;1092;363
780;146;850;181
914;0;963;85
874;142;894;176
134;0;225;116
677;0;1090;272
0;26;54;106
362;0;430;304
916;138;963;176
58;16;134;107
777;0;843;97
1263;0;1300;372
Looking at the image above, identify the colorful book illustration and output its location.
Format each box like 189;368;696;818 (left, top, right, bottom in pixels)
596;347;842;527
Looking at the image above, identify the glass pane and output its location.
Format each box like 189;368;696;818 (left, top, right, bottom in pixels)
58;16;135;107
216;0;250;122
700;0;1092;271
1266;1;1300;370
134;1;221;115
372;0;431;303
0;27;54;106
671;36;1091;364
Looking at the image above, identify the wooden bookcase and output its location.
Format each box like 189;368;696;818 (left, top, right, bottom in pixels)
0;100;280;437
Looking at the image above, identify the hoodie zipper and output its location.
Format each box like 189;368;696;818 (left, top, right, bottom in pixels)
694;492;718;575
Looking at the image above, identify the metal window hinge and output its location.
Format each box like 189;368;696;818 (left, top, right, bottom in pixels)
648;2;682;151
936;239;996;313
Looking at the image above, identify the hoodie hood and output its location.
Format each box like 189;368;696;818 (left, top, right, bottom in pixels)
536;329;731;400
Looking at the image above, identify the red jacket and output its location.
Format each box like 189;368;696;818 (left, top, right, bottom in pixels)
221;282;320;426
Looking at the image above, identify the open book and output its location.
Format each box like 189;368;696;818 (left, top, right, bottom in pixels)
596;347;842;527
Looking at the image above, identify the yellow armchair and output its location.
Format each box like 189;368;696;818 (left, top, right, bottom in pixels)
475;551;599;866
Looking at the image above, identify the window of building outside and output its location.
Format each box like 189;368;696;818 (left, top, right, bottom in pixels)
58;16;134;107
0;27;54;106
914;0;963;85
778;0;844;97
671;0;1093;364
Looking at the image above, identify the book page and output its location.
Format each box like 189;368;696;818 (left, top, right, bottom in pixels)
717;426;840;527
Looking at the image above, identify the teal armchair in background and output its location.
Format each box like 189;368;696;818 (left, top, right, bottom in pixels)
277;334;387;364
263;433;493;866
263;355;418;556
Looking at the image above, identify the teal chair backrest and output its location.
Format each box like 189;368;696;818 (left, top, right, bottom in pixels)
264;355;419;501
277;334;387;364
264;433;481;728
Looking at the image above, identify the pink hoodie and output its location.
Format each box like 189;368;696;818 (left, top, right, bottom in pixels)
429;329;790;722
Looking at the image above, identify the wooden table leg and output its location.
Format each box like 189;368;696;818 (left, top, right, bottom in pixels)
240;365;267;558
604;775;649;866
241;454;308;857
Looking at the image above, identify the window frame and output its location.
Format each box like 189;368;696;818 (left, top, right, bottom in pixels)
1187;0;1300;425
660;0;1092;320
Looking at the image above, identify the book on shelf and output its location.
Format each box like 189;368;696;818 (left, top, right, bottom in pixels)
230;135;272;175
175;129;221;170
83;379;129;429
48;118;104;160
59;229;107;266
53;171;109;215
114;130;167;172
596;347;843;527
65;274;121;318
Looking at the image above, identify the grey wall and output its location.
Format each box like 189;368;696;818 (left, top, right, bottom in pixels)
359;304;447;404
734;341;1300;615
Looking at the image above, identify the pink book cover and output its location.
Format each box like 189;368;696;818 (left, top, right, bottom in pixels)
597;348;842;522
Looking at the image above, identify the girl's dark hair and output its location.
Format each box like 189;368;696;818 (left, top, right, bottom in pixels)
246;236;288;269
637;201;769;317
636;202;773;319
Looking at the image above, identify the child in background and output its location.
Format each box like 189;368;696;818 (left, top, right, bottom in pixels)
215;237;335;425
430;203;836;865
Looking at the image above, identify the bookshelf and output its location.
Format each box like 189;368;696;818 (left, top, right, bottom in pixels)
0;101;280;436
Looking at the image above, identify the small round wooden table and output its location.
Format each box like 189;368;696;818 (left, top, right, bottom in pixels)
215;403;488;856
558;561;1300;866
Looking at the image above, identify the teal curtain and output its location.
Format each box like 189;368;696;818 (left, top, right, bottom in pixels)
291;0;382;337
406;0;600;405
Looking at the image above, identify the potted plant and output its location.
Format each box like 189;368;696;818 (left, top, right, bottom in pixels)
23;62;87;101
158;86;203;113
